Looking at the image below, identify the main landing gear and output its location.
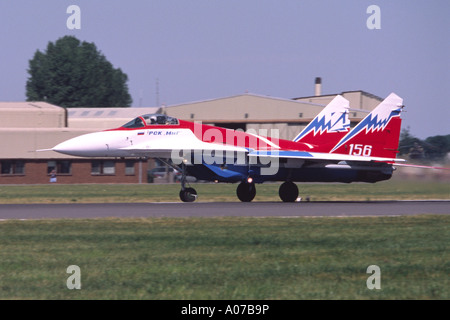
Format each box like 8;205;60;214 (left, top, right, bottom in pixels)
236;181;256;202
278;181;299;202
235;180;299;202
179;162;197;202
176;161;299;203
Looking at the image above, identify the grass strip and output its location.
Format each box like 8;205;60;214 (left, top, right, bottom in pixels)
0;179;448;204
0;215;448;299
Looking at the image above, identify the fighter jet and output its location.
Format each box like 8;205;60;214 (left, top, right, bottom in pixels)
52;93;407;202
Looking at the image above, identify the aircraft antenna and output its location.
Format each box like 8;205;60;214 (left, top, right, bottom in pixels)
156;78;160;107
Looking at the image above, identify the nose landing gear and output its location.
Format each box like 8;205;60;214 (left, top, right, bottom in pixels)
179;187;197;202
179;162;197;202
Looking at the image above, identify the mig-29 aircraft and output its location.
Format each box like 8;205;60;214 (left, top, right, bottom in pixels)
51;93;407;202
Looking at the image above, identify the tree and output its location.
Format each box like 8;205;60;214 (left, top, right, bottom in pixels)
424;135;450;160
398;128;423;158
26;36;132;108
399;128;450;161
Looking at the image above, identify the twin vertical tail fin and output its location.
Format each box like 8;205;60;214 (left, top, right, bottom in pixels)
293;95;350;152
330;93;404;159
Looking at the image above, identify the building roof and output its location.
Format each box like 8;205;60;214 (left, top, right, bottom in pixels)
0;101;66;128
67;107;161;129
0;101;63;111
67;107;161;119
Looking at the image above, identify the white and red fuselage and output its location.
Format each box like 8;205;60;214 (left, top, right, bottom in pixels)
51;93;406;201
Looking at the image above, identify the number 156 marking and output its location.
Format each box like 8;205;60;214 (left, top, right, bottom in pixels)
349;144;372;156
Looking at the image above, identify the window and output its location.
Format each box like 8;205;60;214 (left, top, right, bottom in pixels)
59;161;72;174
125;161;135;175
122;117;145;128
103;161;115;175
122;114;179;128
1;160;25;175
47;161;72;174
47;161;56;174
91;160;116;175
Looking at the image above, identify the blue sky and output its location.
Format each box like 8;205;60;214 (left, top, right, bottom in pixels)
0;0;448;138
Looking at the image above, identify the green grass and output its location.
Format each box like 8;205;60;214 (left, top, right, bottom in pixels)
0;179;448;299
0;216;448;299
0;179;448;204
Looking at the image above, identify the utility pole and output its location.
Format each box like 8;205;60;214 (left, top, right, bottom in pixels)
156;78;160;107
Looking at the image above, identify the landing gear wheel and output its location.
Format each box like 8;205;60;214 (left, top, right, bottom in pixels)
178;161;197;202
236;182;256;202
279;181;298;202
179;187;197;202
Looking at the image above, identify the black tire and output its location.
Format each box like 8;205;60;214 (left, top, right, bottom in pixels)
279;181;299;202
236;182;256;202
179;187;197;202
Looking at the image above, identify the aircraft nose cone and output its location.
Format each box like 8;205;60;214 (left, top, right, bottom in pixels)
52;132;110;157
52;139;82;156
52;137;93;156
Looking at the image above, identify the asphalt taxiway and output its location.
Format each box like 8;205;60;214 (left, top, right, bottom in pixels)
0;201;449;220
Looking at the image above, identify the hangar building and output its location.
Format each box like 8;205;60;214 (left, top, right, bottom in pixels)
162;90;381;139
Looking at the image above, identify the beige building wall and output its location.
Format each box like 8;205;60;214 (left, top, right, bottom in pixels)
162;92;382;140
162;94;331;139
162;94;326;122
0;102;66;128
0;128;93;159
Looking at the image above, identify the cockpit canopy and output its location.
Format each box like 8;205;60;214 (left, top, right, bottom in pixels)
122;114;179;128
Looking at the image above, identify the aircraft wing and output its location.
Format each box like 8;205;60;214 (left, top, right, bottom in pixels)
248;150;406;163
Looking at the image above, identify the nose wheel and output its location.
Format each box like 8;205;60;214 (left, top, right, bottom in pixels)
179;162;197;202
180;187;197;202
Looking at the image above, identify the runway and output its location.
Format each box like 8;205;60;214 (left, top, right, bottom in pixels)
0;201;449;220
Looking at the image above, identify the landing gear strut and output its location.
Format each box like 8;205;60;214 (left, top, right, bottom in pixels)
179;162;197;202
236;181;256;202
278;181;299;202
